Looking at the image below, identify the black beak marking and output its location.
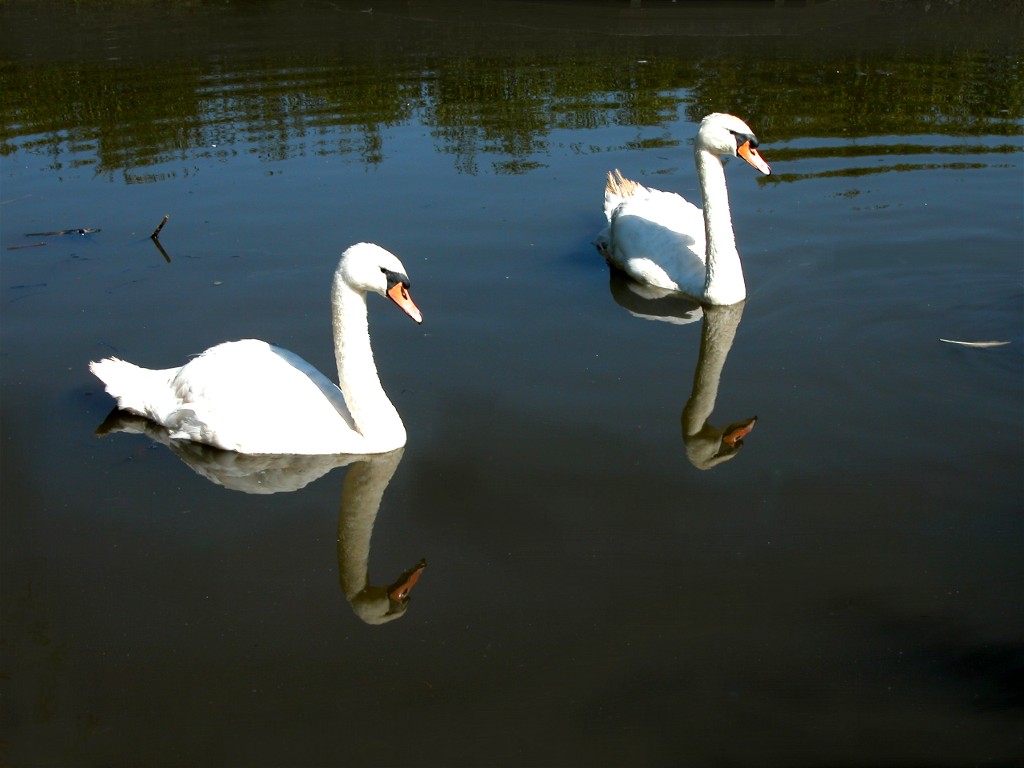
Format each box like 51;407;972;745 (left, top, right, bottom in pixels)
381;267;411;290
729;129;759;149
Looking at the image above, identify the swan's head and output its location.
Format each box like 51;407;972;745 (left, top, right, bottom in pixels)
697;113;771;176
339;242;423;323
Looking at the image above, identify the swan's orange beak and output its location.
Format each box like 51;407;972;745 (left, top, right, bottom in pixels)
737;141;771;175
388;559;427;604
722;416;757;447
387;283;423;324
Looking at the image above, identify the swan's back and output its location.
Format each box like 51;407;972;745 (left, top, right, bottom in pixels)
599;170;707;292
92;339;357;454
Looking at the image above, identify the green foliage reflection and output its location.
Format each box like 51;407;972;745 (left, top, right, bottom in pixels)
1;0;1020;178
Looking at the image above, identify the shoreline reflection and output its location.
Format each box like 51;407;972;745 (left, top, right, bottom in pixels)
2;2;1018;178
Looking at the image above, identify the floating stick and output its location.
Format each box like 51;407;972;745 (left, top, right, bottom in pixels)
151;215;170;239
25;228;100;236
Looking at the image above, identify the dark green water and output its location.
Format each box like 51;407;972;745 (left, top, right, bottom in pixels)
2;1;1022;765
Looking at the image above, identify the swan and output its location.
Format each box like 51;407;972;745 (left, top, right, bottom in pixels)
89;242;423;455
595;112;771;306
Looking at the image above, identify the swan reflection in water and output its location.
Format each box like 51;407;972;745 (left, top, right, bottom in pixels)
608;269;757;469
96;411;426;624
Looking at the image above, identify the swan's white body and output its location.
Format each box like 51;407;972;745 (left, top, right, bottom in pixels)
90;243;422;455
596;113;771;306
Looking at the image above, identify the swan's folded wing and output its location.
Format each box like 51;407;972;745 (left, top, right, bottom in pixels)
165;339;359;452
608;190;707;294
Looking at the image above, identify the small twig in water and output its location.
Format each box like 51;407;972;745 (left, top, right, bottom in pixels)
24;228;100;236
151;215;170;239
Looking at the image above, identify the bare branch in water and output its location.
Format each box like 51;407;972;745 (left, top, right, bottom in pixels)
25;228;100;236
151;215;170;239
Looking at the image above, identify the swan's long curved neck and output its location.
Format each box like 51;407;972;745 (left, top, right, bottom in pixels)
332;273;405;451
696;147;745;305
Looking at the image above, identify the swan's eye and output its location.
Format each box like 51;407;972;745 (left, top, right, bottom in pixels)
729;129;758;149
380;267;410;290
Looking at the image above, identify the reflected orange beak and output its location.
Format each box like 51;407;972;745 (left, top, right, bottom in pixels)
722;416;757;447
387;282;423;324
737;141;771;175
388;559;427;604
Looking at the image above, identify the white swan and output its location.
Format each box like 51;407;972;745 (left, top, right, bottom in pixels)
89;242;423;455
596;112;771;306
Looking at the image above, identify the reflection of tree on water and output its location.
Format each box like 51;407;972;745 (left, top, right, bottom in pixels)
2;1;1019;176
95;412;426;624
607;270;755;469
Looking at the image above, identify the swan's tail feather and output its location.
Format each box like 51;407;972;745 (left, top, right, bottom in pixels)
603;169;644;222
89;357;179;422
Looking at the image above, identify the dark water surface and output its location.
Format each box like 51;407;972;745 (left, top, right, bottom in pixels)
2;1;1023;765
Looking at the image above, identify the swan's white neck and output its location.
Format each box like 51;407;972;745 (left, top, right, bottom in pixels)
332;271;406;453
696;147;745;305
